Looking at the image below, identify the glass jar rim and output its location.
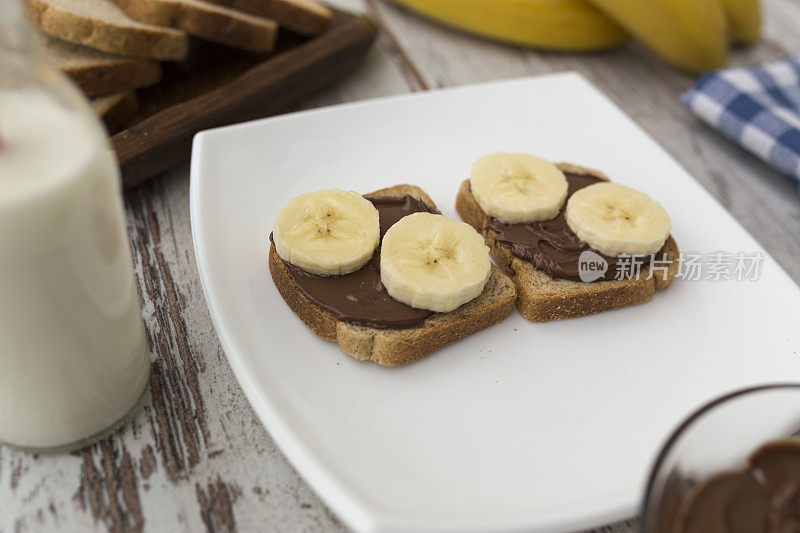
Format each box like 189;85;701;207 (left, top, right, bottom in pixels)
640;382;800;528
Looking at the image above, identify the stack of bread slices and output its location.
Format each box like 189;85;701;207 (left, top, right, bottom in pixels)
25;0;332;132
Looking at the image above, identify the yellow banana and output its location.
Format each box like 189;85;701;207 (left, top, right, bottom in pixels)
722;0;762;45
583;0;729;73
390;0;628;52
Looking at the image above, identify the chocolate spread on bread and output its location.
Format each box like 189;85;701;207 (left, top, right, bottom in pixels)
667;439;800;532
279;195;438;329
485;173;656;282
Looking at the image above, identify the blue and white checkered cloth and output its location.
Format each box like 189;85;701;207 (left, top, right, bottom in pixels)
682;55;800;191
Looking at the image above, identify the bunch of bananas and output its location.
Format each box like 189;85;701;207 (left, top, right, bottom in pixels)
390;0;761;73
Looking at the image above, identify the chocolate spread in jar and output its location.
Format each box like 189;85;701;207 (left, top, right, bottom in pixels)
485;173;656;282
672;439;800;533
280;194;438;329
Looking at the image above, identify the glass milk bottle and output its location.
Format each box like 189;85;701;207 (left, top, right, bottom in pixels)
0;2;150;451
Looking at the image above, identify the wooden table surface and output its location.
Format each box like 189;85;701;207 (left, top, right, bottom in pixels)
3;0;800;531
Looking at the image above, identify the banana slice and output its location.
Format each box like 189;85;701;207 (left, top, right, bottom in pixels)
469;153;569;223
380;212;491;313
273;189;380;276
565;183;671;257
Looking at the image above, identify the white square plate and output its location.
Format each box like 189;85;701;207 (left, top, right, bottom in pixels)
190;73;800;533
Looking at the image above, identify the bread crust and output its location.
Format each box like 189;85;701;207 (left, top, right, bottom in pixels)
202;0;332;36
70;59;161;96
110;0;278;52
455;164;680;322
25;0;190;60
268;184;517;366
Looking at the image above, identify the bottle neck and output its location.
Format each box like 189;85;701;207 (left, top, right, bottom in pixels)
1;2;46;90
0;3;108;148
1;0;31;48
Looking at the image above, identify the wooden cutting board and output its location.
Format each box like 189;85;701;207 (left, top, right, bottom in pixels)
113;9;377;190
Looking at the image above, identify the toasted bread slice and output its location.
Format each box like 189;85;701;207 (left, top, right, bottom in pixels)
456;163;680;322
269;184;517;366
42;35;162;96
109;0;278;52
203;0;331;36
26;0;189;60
91;91;139;133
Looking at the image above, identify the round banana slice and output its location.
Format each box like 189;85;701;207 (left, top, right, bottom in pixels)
273;189;380;276
469;153;569;223
565;183;671;257
380;213;491;313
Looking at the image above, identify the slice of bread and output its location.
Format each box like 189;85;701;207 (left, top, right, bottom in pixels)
202;0;332;36
91;91;139;133
109;0;278;52
25;0;189;60
456;163;680;322
42;35;162;97
269;184;517;367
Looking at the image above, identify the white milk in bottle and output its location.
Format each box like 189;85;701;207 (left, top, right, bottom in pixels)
0;7;150;451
